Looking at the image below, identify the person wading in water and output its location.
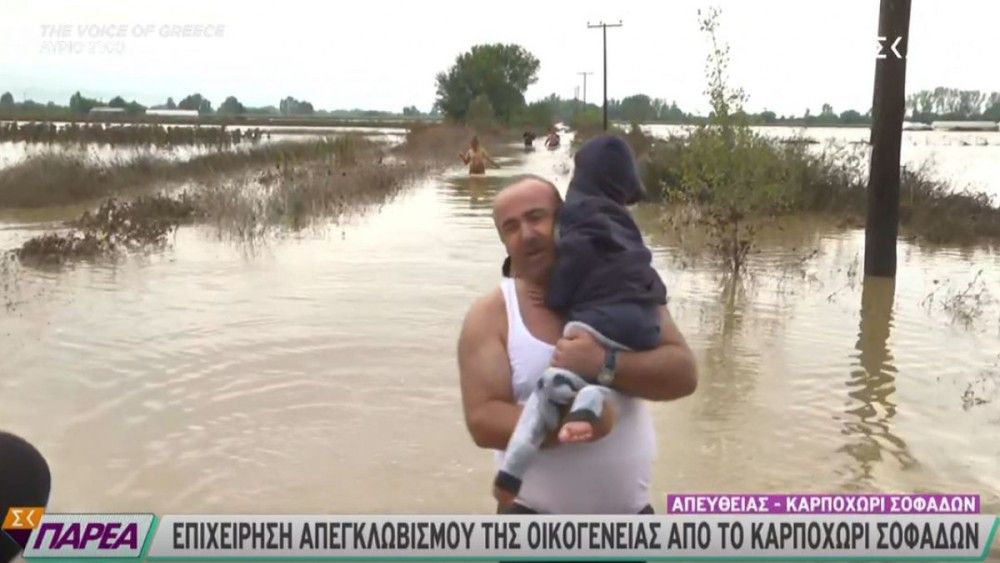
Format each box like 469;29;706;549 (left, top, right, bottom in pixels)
459;136;499;175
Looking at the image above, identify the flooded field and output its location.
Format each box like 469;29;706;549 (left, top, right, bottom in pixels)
0;122;406;170
645;124;1000;203
0;132;998;533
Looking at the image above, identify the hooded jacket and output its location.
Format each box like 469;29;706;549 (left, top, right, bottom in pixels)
545;134;667;314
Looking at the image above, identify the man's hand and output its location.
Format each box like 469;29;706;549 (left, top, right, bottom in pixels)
550;307;698;402
550;329;605;382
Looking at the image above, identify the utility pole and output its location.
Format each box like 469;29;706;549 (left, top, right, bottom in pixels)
577;71;593;108
864;0;911;278
587;20;622;131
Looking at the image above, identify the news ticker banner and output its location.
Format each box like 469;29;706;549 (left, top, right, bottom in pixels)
1;494;996;561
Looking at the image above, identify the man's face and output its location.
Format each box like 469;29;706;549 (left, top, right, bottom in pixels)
493;179;559;284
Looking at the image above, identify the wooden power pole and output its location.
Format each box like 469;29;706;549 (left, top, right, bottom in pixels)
864;0;911;278
587;21;622;131
578;71;593;109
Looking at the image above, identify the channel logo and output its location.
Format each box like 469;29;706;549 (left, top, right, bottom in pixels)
2;507;44;552
2;508;155;558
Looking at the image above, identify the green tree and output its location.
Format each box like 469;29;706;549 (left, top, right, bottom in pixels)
839;109;864;124
516;98;555;129
279;96;314;116
817;103;837;124
620;94;656;123
434;43;540;123
166;97;176;109
179;93;213;115
69;91;100;114
1;92;14;107
661;101;687;123
125;101;146;115
107;96;146;115
677;7;797;276
465;94;496;129
218;96;245;115
984;94;1000;121
402;105;420;116
802;107;816;125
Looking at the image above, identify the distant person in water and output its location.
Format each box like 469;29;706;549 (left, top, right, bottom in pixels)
459;136;499;175
522;130;536;150
544;128;560;149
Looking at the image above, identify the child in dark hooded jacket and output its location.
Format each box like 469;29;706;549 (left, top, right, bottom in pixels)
494;134;667;507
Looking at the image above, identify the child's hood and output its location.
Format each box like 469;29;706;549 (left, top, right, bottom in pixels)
568;134;646;205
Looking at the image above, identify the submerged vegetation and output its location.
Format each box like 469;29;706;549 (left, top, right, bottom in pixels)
0;136;388;208
13;195;198;263
6;124;510;263
0;121;267;146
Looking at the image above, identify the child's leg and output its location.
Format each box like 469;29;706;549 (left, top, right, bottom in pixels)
560;384;613;443
494;367;588;504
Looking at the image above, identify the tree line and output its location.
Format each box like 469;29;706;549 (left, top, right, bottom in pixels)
432;43;1000;128
4;46;999;126
0;91;438;120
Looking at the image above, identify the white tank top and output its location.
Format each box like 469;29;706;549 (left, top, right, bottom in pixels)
496;277;656;513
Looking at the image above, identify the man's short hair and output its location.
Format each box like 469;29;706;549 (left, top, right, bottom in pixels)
494;174;562;218
512;174;562;208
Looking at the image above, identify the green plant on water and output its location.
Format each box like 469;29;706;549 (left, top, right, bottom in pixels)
667;6;790;276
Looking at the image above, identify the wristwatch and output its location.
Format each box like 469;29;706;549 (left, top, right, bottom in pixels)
597;347;618;386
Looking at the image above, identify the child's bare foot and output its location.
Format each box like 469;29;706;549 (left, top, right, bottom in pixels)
559;421;595;443
493;485;517;506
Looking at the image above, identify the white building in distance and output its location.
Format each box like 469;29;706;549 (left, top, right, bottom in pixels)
145;109;199;118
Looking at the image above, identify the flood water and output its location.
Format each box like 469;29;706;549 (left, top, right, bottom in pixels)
1;134;998;527
645;124;1000;203
0;123;407;169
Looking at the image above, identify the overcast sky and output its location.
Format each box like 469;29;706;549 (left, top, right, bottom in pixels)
2;0;998;115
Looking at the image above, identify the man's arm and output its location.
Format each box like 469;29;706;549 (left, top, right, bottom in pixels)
550;305;697;401
483;149;500;168
458;291;521;450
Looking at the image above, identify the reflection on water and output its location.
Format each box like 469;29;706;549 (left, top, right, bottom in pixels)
1;135;998;522
696;279;758;424
840;276;917;490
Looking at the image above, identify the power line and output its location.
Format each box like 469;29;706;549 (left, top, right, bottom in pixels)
587;20;622;131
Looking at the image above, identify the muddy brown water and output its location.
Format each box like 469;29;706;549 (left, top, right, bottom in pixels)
1;135;998;527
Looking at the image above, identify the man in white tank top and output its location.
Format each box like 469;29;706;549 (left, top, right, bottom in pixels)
458;175;698;515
